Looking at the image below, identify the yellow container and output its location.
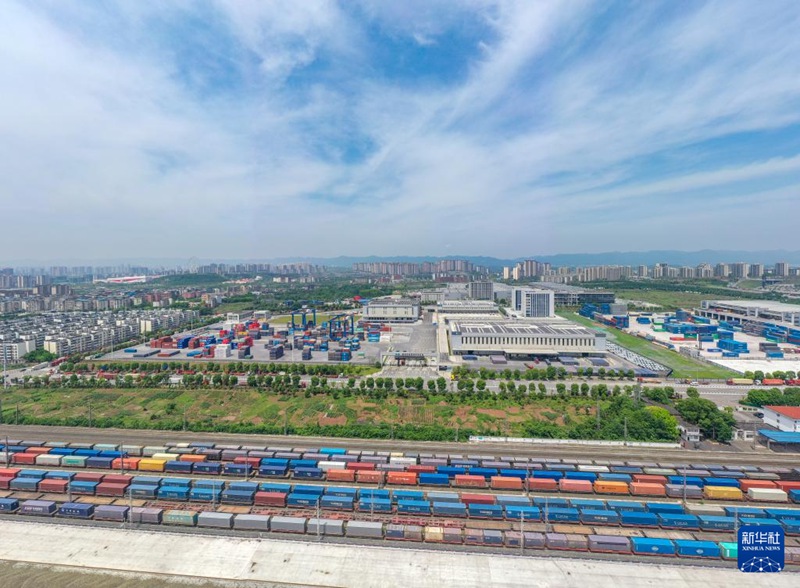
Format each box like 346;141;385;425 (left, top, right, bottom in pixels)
703;486;743;501
152;452;180;461
137;458;167;472
424;526;444;542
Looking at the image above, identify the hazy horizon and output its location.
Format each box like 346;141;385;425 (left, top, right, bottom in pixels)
3;1;800;259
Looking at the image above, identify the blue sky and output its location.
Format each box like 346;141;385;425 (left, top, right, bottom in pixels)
2;0;800;262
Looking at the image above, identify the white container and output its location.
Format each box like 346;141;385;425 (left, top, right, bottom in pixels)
142;446;168;457
316;461;342;472
35;454;63;466
748;488;788;502
152;452;180;461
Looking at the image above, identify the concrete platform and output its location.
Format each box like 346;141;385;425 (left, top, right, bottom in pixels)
0;520;797;587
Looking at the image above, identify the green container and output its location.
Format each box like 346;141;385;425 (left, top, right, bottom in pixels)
163;509;198;526
62;456;87;467
720;542;737;560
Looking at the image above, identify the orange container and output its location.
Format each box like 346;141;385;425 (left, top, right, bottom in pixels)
387;472;418;486
327;469;356;482
179;454;207;463
527;478;558;492
453;474;487;488
490;476;523;490
25;447;52;455
594;481;630;494
630;482;666;496
633;474;667;485
347;462;375;471
740;480;778;491
111;458;141;470
357;470;385;484
460;493;496;505
559;479;593;493
776;481;800;492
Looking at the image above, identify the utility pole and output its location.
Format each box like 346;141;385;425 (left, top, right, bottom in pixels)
15;403;18;425
183;408;187;432
4;436;9;471
544;496;550;534
88;402;93;428
520;509;525;555
682;469;687;508
316;497;322;542
623;417;628;446
455;424;459;443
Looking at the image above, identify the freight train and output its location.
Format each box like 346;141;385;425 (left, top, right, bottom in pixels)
0;497;798;564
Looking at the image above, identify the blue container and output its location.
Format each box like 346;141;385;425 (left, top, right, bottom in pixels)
189;488;222;502
675;540;720;558
194;480;225;490
193;462;222;474
620;511;659;527
288;459;318;470
68;480;99;495
469;467;498;479
320;496;354;510
432;502;467;517
324;487;358;498
495;495;531;506
606;501;646;512
128;484;158;499
158;486;190;501
50;448;76;456
659;514;700;529
17;470;46;479
287;493;321;507
222;490;255;504
294;485;325;497
58;502;94;519
790;489;800;503
782;519;800;535
419;473;450;486
765;508;800;520
132;476;162;486
745;517;789;526
259;466;288;477
162;478;192;489
724;506;765;518
228;482;258;492
44;471;73;480
397;500;431;514
565;472;597;482
579;509;620;525
74;449;101;457
570;499;606;509
533;497;569;509
0;498;20;512
319;448;347;455
545;507;580;522
646;502;685;514
436;466;467;477
165;461;194;473
698;515;736;531
667;476;703;487
498;469;528;480
468;504;504;519
702;477;739;488
222;463;251;476
259;482;291;493
392;490;424;502
359;498;393;513
98;451;124;459
293;467;324;480
609;466;642;475
599;473;632;483
504;506;541;521
10;478;39;491
533;470;563;480
261;458;289;467
631;537;675;555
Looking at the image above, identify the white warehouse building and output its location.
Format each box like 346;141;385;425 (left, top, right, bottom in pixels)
511;288;555;318
365;298;420;323
449;320;606;357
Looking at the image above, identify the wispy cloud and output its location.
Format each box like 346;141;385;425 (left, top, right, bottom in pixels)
1;0;799;262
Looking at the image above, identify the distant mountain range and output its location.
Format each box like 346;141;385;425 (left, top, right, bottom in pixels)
5;250;800;269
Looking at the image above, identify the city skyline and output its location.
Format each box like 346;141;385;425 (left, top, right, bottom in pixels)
2;1;800;258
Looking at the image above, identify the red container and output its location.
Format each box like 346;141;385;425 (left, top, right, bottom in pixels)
74;472;105;483
0;468;20;477
408;464;436;473
111;458;141;470
740;480;778;491
234;457;261;468
357;471;385;484
633;474;668;485
460;493;496;505
11;453;36;465
454;475;487;488
255;491;286;507
346;462;376;471
103;474;133;484
25;447;51;455
0;476;16;490
387;472;418;486
327;469;356;482
490;476;523;490
630;482;666;496
527;478;558;492
96;482;129;497
559;479;594;493
38;479;68;493
776;481;800;492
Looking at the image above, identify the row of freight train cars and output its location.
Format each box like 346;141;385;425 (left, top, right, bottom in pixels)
3;441;800;503
1;498;799;564
3;469;800;534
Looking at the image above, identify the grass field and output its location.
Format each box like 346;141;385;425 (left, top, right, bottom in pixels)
559;311;734;379
611;289;707;310
213;301;255;315
1;387;598;437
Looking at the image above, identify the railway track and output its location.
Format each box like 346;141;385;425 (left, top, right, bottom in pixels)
1;425;798;467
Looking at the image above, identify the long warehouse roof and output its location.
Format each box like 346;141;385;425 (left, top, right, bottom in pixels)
450;320;600;336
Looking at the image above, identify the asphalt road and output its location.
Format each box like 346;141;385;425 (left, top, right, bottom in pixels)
1;424;796;466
